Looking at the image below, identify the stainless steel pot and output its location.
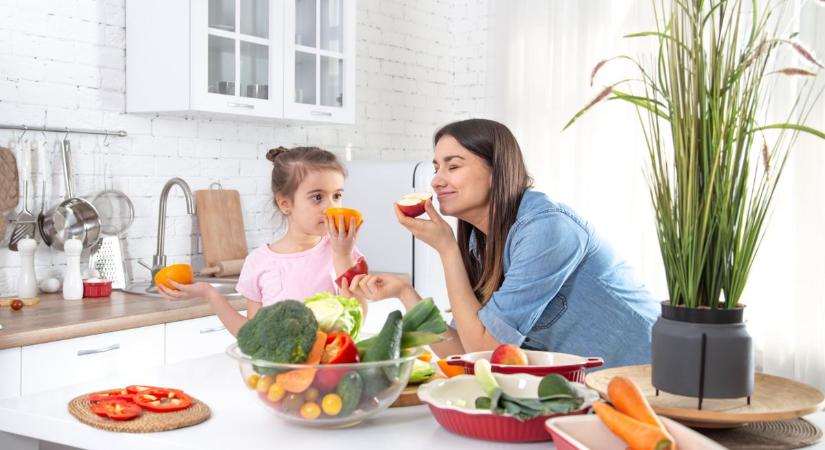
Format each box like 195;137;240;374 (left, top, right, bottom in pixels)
39;139;101;250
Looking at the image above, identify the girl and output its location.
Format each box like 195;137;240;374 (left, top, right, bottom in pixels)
159;146;364;336
346;119;660;369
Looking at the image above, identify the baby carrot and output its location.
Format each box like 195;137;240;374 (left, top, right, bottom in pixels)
608;376;665;429
592;401;673;450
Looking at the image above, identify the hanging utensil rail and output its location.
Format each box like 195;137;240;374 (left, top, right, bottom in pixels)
0;124;127;137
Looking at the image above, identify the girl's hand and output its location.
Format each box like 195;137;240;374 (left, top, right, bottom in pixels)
157;280;218;301
345;273;410;301
394;200;456;254
327;214;361;258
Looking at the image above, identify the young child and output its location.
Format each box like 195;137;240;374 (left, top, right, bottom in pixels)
159;146;364;336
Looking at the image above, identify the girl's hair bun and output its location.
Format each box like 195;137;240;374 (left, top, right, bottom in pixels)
266;146;289;162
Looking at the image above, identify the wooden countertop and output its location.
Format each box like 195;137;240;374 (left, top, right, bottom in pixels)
0;291;246;350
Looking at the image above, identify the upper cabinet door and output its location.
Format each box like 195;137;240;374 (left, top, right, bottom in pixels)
283;0;356;123
191;0;284;118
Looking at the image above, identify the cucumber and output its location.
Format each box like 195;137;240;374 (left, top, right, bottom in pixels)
402;298;435;332
357;331;445;355
360;311;403;397
336;371;363;417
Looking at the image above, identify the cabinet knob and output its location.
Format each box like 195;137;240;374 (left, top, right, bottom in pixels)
77;343;120;356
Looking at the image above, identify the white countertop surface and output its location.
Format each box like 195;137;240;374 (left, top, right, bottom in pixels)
0;352;823;450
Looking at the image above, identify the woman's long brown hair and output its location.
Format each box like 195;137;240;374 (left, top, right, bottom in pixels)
434;119;533;305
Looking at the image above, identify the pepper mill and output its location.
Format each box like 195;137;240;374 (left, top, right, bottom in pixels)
17;238;38;298
63;238;83;300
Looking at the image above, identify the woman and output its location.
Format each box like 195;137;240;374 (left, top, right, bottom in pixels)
347;119;660;368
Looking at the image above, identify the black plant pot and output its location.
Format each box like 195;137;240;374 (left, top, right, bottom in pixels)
651;302;754;409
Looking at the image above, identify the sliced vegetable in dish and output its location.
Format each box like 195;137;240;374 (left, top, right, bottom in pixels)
133;388;193;413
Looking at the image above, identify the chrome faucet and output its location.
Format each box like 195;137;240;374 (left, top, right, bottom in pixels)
140;178;196;283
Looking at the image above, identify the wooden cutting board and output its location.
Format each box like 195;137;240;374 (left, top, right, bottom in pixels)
195;187;248;268
391;374;445;408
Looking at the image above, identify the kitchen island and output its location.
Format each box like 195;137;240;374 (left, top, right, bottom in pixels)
0;350;824;450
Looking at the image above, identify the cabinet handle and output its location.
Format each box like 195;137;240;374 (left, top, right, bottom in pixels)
199;326;226;334
227;102;255;109
77;344;120;356
310;110;333;117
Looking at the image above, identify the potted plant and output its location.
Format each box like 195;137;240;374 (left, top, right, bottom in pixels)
565;0;824;407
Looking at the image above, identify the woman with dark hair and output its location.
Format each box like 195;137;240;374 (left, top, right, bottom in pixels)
345;118;659;368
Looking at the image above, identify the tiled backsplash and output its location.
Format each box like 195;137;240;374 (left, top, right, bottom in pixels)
0;0;488;295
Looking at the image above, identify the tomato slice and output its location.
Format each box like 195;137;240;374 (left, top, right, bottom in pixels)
133;388;193;413
87;389;133;403
89;399;141;420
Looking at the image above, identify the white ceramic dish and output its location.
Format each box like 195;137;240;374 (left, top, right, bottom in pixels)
545;414;727;450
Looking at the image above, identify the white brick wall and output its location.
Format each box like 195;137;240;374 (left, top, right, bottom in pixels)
0;0;489;295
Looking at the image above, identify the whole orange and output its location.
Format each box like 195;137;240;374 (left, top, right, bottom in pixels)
324;207;363;232
154;264;194;290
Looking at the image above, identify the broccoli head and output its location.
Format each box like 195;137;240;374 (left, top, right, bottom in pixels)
237;300;319;364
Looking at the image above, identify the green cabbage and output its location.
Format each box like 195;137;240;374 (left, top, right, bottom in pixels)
303;292;363;339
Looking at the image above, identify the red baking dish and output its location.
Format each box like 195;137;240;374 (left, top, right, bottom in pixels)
446;350;603;383
417;373;599;442
83;280;113;298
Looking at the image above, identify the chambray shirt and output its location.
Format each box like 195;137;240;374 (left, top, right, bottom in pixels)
466;190;659;369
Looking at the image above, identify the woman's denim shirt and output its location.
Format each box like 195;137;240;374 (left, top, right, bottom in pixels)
468;190;660;369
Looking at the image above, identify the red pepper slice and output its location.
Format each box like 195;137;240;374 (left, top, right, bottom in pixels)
87;389;133;403
89;399;141;420
321;333;359;364
133;388;193;413
314;333;359;391
125;385;179;395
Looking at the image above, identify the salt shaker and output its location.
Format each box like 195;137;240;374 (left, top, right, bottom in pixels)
17;238;38;298
63;238;83;300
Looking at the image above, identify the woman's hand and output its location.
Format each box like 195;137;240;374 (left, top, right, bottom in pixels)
394;200;456;254
327;214;361;258
344;274;410;301
157;280;218;301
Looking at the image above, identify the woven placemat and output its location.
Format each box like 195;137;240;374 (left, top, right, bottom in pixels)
68;393;210;433
699;418;823;450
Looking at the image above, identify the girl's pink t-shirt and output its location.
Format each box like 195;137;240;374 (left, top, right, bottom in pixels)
235;235;363;306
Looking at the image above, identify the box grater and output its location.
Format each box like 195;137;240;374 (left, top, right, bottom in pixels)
89;235;127;289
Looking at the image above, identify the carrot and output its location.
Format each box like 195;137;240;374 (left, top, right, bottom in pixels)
418;349;433;363
274;331;326;393
305;331;328;365
276;368;317;393
608;376;676;448
592;401;673;450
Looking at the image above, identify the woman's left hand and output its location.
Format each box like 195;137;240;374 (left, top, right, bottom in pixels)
394;199;456;254
327;214;361;257
157;281;218;301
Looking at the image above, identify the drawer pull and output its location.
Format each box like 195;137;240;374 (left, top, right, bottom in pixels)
77;344;120;356
310;110;333;117
228;102;255;109
199;326;226;334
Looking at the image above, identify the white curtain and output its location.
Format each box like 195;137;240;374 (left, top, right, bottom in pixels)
485;0;825;390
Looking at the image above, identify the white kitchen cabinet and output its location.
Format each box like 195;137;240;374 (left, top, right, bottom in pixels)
164;313;245;365
126;0;355;123
20;325;164;396
283;0;356;123
0;348;21;399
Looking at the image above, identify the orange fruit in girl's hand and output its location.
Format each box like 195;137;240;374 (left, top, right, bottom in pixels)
324;207;363;232
154;264;194;290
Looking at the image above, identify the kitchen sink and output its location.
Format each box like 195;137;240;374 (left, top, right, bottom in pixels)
123;277;242;299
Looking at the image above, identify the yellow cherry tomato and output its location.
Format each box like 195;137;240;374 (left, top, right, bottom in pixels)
321;393;343;416
246;374;261;389
256;375;275;393
300;402;321;420
267;383;286;402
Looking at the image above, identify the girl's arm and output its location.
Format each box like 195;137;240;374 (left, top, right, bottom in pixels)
329;215;360;276
160;280;259;337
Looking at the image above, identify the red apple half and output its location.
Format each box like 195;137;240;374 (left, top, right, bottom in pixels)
396;193;433;218
335;256;369;288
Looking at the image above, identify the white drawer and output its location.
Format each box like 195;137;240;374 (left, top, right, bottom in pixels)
164;313;243;365
0;347;21;398
21;325;164;396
